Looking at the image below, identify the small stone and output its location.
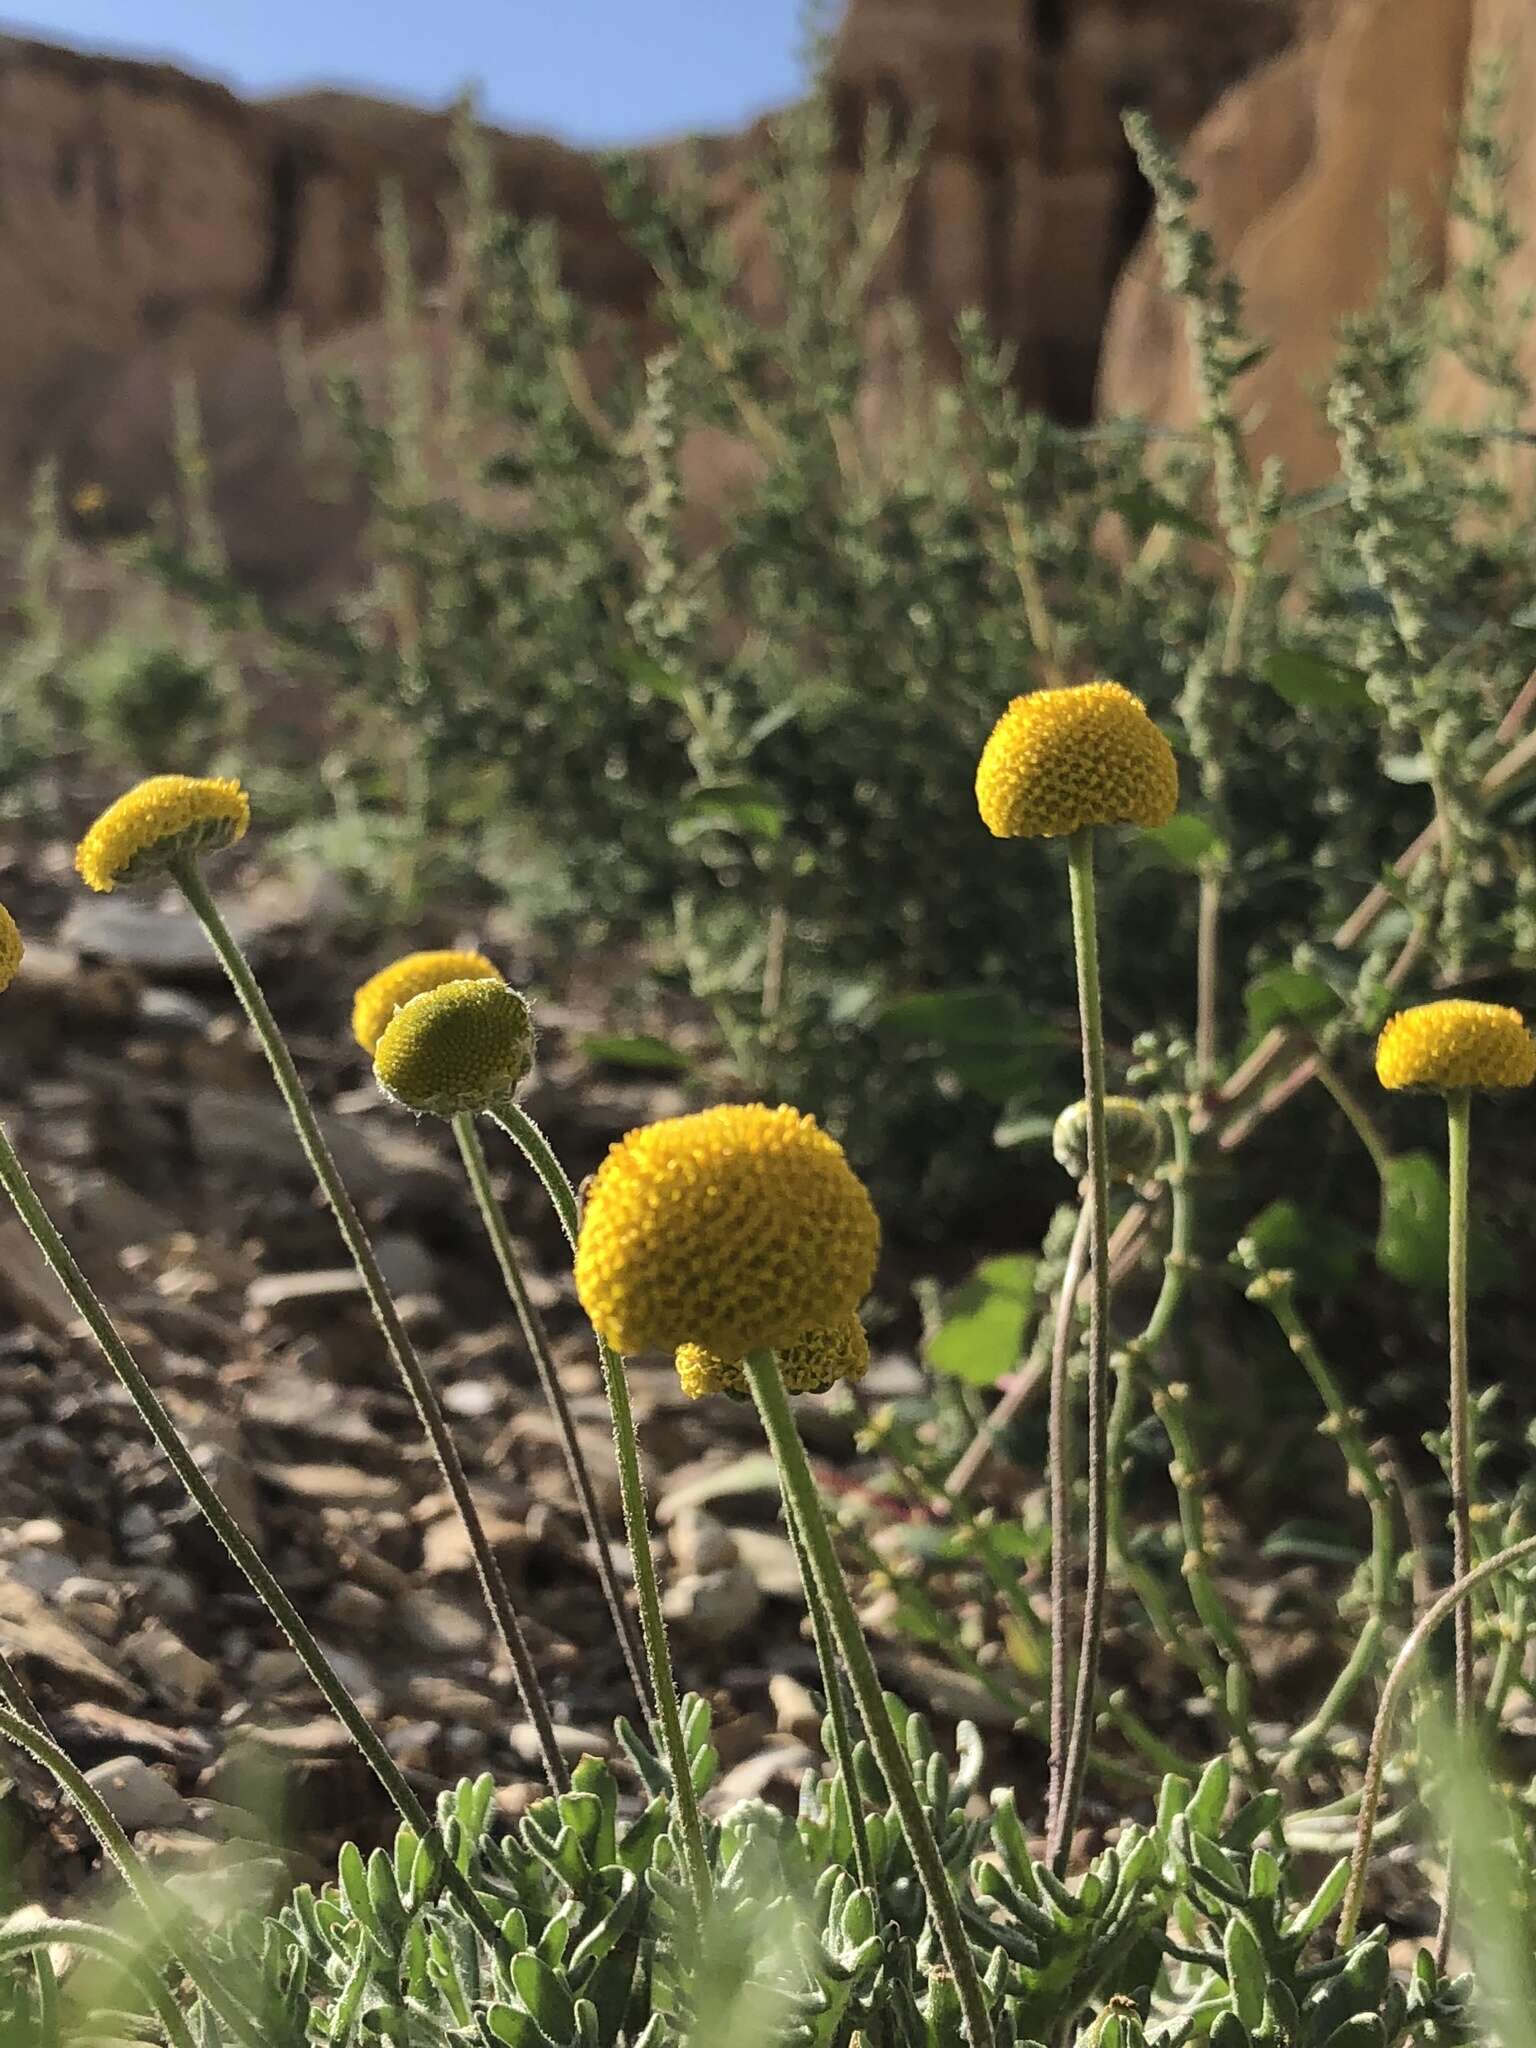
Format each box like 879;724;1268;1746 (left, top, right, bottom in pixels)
402;1675;502;1729
768;1673;822;1745
401;1590;486;1659
124;1623;221;1710
264;1464;408;1512
711;1741;817;1808
317;1584;389;1637
662;1563;765;1646
83;1756;194;1833
246;1269;367;1317
729;1526;803;1602
668;1506;738;1576
420;1512;527;1580
509;1721;612;1766
383;1720;441;1770
372;1234;437;1298
246;1650;306;1695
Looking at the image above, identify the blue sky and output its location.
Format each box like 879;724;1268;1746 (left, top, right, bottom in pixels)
1;2;812;144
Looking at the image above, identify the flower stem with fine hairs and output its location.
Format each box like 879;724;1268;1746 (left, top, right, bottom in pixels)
1046;1198;1091;1841
1439;1085;1473;1968
172;857;567;1798
1049;826;1113;1875
489;1102;713;1925
0;1122;509;1958
453;1110;649;1713
744;1351;996;2048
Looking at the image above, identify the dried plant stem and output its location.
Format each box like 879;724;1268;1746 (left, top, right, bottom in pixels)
744;1351;996;2048
173;859;568;1797
452;1111;649;1712
1049;828;1112;1874
489;1102;713;1926
1046;1198;1092;1836
0;1121;509;1957
1339;1532;1536;1947
1437;1086;1473;1970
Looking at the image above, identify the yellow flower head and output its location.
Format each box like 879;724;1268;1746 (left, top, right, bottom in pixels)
0;904;22;994
1052;1096;1164;1185
1375;999;1536;1095
352;949;502;1056
75;776;250;893
975;681;1178;840
575;1103;880;1360
373;978;535;1117
675;1315;871;1401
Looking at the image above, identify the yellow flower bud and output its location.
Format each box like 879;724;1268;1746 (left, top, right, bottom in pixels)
1375;999;1536;1095
1052;1096;1164;1185
0;904;22;994
575;1104;879;1360
75;775;250;893
975;682;1177;840
675;1315;871;1401
373;978;535;1117
352;949;501;1056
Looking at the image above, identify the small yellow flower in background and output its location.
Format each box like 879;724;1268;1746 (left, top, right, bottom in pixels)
0;904;22;994
976;681;1178;840
352;948;501;1056
675;1315;871;1401
1052;1095;1164;1185
75;775;250;893
373;978;534;1117
575;1103;880;1360
1375;999;1536;1094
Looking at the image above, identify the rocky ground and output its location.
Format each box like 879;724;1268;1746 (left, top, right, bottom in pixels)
0;839;978;1912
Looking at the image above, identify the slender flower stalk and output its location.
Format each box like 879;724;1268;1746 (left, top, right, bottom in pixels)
0;1709;265;2046
1340;1532;1536;1947
1049;827;1113;1875
1046;1197;1090;1838
744;1351;996;2048
0;1123;508;1957
172;859;567;1797
780;1494;878;1896
490;1101;713;1925
452;1111;649;1712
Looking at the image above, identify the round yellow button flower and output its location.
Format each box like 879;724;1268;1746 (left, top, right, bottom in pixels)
352;949;501;1056
76;775;250;893
976;681;1178;840
0;903;22;994
575;1103;880;1360
675;1316;871;1401
1052;1095;1164;1186
373;978;535;1117
1375;999;1536;1095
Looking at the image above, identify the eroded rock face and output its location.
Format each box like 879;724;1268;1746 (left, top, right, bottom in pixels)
1095;0;1516;498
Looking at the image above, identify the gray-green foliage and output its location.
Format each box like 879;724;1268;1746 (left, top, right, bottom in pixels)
0;1709;1473;2048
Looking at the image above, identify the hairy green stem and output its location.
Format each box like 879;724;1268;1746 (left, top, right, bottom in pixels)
781;1495;878;1895
1050;828;1112;1874
744;1352;996;2048
0;1923;199;2048
174;859;567;1797
0;1709;264;2048
489;1101;713;1925
1340;1532;1536;1946
453;1111;649;1712
1046;1196;1091;1839
0;1121;509;1958
1439;1086;1473;1969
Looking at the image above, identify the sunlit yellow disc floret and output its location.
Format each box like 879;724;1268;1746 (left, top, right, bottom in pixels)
0;903;22;994
675;1315;871;1401
373;978;534;1117
1052;1096;1164;1185
75;775;250;893
1374;1000;1536;1095
975;681;1178;840
575;1103;880;1360
352;949;502;1056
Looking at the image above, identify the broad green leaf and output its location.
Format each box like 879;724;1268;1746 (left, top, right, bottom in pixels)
579;1033;693;1074
671;781;784;844
1245;1198;1358;1296
1261;1519;1362;1567
876;988;1056;1048
1260;649;1372;713
1243;966;1340;1036
1141;814;1223;870
1376;1152;1447;1289
925;1256;1037;1387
